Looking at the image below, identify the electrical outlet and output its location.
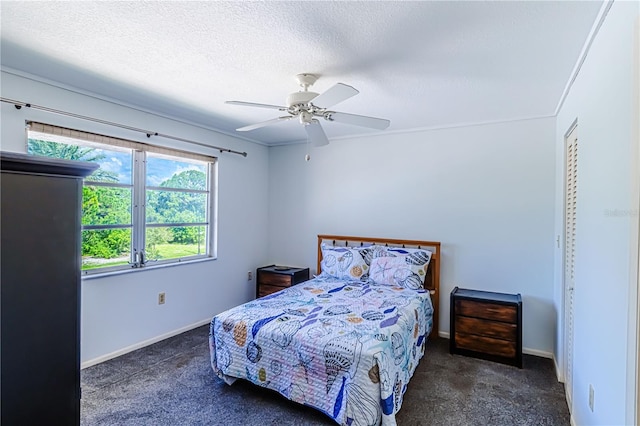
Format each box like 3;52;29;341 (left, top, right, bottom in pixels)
158;292;166;305
247;271;253;281
589;384;594;412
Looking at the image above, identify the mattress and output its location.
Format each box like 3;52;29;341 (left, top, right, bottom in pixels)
209;275;433;426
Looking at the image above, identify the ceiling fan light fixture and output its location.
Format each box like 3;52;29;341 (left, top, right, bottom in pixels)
299;111;313;125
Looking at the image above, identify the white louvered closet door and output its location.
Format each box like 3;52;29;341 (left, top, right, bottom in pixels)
564;125;578;411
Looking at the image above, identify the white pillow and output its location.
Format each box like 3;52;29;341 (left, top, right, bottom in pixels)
369;250;432;289
358;245;392;266
320;243;369;280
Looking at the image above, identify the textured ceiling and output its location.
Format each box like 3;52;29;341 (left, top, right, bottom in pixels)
1;1;602;146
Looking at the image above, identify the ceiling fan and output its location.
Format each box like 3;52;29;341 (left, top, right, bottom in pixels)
225;73;390;147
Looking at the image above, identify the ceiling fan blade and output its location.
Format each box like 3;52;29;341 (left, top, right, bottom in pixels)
236;116;293;132
305;120;329;147
226;101;287;111
311;83;359;108
326;111;390;130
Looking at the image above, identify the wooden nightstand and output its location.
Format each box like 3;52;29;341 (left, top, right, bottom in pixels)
256;265;310;298
450;287;523;368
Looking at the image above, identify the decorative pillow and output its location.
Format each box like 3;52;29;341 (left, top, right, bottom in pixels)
320;243;369;280
369;249;432;289
384;248;432;276
357;245;392;265
384;246;431;258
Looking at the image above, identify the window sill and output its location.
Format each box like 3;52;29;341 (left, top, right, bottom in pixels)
81;256;217;281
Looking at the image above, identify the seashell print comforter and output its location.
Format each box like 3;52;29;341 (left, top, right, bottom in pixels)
209;275;434;426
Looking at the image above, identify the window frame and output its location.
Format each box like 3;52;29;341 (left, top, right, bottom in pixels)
26;122;217;276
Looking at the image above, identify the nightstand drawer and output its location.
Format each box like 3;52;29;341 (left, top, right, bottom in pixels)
258;284;287;298
259;273;292;286
455;332;516;358
455;316;517;341
455;299;517;323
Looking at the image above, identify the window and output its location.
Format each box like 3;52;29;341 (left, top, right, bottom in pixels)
27;122;216;274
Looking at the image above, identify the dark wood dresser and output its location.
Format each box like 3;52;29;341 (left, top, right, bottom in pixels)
256;265;310;298
450;286;522;368
1;152;97;425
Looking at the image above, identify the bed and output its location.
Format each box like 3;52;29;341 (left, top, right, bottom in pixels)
209;235;441;426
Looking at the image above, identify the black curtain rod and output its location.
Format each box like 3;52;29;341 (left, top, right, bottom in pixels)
1;97;248;158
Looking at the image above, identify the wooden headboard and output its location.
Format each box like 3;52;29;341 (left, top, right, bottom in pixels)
317;234;441;339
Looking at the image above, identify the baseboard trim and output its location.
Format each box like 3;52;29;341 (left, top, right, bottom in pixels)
523;347;553;359
437;331;553;359
553;353;564;383
81;318;211;369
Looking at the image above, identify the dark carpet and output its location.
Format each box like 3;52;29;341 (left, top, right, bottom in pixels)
81;325;569;425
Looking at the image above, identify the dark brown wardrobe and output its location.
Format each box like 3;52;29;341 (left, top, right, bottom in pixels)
1;152;97;425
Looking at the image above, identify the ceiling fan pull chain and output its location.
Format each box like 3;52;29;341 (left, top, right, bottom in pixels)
305;132;311;162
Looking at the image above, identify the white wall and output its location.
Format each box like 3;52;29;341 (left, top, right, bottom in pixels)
0;71;270;364
554;2;640;425
267;117;557;355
